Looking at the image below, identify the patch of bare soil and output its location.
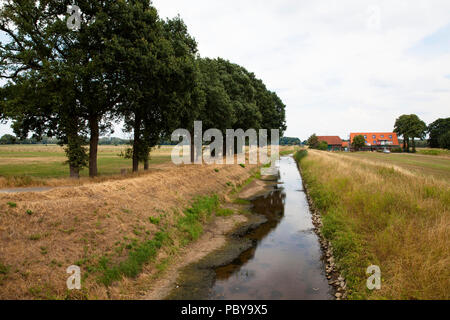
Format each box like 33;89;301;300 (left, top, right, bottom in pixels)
140;214;248;300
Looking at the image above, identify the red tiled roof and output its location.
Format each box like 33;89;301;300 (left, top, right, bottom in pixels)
350;133;399;146
342;141;349;148
317;136;343;146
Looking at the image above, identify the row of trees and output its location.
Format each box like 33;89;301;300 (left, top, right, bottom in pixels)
280;137;301;146
0;1;286;178
0;134;131;146
394;115;449;152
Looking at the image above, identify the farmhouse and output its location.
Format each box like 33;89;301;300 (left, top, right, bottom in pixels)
350;132;400;151
317;136;343;151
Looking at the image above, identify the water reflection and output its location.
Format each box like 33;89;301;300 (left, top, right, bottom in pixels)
210;156;332;300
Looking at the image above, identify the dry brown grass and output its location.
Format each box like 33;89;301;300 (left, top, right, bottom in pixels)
0;160;258;299
299;150;450;299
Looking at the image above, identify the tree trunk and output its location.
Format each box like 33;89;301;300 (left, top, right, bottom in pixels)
144;158;149;170
403;136;407;152
66;128;83;180
132;114;141;173
88;116;99;178
412;138;416;153
190;135;195;164
69;165;80;179
406;138;411;153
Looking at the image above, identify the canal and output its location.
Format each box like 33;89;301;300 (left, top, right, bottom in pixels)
209;156;332;300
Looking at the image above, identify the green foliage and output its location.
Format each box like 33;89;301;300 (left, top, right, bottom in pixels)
177;195;219;242
215;208;234;217
294;150;308;162
98;231;169;286
391;147;403;153
239;164;246;168
7;202;16;208
352;135;366;151
317;141;328;151
438;131;450;150
428;118;450;149
233;198;251;205
280;137;301;145
149;216;160;225
307;134;319;149
395;114;427;152
0;2;287;177
26;209;33;216
0;134;16;145
0;262;10;275
28;234;42;241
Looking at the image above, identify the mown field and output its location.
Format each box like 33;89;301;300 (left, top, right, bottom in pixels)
0;145;173;188
297;149;449;299
0;145;297;188
338;150;450;181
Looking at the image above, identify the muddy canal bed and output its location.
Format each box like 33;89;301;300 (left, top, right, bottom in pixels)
168;156;332;300
210;157;332;300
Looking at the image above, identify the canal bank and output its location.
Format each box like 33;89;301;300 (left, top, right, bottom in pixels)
167;156;334;300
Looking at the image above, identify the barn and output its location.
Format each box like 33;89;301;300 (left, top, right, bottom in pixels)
317;136;343;151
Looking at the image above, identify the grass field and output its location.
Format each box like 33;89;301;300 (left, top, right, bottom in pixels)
0;145;174;188
337;151;450;182
0;144;296;188
297;149;449;299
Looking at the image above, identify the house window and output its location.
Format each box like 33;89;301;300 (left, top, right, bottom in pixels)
373;140;377;144
373;135;376;139
389;135;392;139
380;135;384;138
364;135;367;139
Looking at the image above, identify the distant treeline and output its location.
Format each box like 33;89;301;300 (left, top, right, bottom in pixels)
0;134;131;145
280;137;301;145
1;134;299;146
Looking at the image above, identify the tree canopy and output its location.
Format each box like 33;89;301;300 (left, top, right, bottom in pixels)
428;118;450;149
394;114;427;153
0;1;287;177
352;135;365;151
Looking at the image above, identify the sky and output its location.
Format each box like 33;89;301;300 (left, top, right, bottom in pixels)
1;0;450;141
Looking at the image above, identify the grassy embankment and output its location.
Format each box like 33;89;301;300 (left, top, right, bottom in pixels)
295;149;449;300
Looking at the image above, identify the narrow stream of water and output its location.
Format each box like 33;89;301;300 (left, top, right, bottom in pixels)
209;156;332;300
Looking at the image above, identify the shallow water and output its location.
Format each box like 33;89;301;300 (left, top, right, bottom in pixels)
210;156;332;300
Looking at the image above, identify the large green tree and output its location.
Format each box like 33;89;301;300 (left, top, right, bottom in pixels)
0;1;122;177
394;115;411;152
0;0;91;177
352;135;366;151
428;118;450;149
111;4;201;172
307;134;319;149
405;114;427;153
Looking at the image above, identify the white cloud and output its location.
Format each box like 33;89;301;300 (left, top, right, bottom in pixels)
1;0;450;140
153;0;450;140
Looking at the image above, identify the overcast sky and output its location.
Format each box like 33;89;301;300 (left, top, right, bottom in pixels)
1;0;450;140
